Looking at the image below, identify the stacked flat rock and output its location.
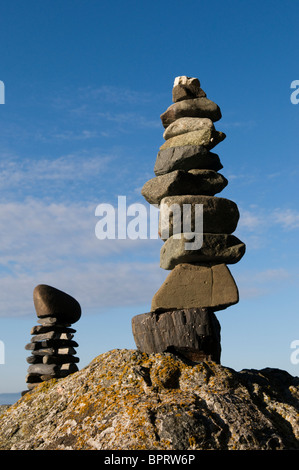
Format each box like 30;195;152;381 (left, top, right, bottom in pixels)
132;76;245;363
25;285;81;390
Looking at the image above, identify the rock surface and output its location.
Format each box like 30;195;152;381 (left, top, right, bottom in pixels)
154;146;223;175
161;98;222;128
159;195;240;238
163;117;214;140
33;285;81;324
159;128;226;151
160;233;246;269
150;263;239;312
172;76;206;102
132;308;221;363
26;285;81;390
0;349;298;450
141;170;228;205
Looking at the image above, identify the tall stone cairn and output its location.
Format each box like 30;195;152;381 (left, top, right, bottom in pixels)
24;284;81;391
132;76;246;364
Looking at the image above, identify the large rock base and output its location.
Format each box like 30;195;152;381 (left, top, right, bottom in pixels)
1;350;298;450
132;308;221;363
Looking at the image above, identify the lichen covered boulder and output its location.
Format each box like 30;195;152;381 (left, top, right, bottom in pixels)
0;349;298;450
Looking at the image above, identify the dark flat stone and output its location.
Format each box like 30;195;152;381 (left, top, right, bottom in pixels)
42;354;79;364
154;146;223;176
30;325;76;335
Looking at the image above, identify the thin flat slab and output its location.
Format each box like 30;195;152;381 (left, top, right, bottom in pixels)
154;146;223;176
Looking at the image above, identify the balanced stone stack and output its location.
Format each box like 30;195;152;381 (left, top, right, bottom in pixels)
132;76;245;363
25;284;81;390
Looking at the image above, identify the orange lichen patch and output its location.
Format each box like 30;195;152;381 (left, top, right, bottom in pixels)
0;349;298;450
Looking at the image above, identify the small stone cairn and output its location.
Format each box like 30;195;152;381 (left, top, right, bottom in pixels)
25;284;81;391
132;76;245;363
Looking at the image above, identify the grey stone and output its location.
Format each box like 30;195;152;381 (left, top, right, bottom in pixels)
174;75;201;91
141;169;228;205
132;307;221;363
27;363;61;376
31;347;77;356
37;317;71;327
30;331;74;343
30;325;76;335
33;284;81;324
172;85;206;102
163;117;214;140
159;128;226;151
27;363;78;379
160;97;222;129
150;263;239;312
172;76;207;103
160;233;246;269
154;146;223;176
25;339;78;350
25;375;43;384
159;195;240;239
26;355;43;364
42;354;80;365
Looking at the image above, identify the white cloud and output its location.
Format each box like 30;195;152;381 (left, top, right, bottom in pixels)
238;206;299;233
237;267;293;300
0;199;161;269
238;209;264;231
0;152;113;190
271;208;299;230
0;261;165;318
0;198;164;317
96;111;160;129
76;85;155;105
1;195;298;318
220;120;256;130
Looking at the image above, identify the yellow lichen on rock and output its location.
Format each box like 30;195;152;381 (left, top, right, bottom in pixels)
0;349;298;450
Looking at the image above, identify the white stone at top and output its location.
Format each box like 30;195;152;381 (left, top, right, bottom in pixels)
173;76;199;87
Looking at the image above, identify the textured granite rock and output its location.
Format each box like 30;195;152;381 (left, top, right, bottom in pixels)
141;170;228;205
154;146;223;175
160;233;246;269
172;76;206;102
159;128;226;151
161;97;222;128
163;117;214;140
0;349;298;450
159;195;240;239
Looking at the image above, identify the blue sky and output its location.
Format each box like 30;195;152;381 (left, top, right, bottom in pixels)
0;0;299;394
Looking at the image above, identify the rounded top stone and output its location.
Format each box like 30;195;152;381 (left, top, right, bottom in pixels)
33;284;81;324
